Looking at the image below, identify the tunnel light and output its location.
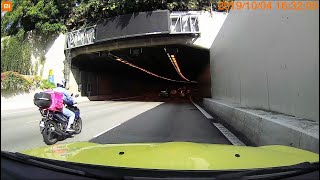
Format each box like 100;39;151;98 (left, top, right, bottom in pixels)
166;53;197;83
108;53;195;83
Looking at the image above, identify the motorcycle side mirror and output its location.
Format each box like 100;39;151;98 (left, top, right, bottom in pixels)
75;94;79;98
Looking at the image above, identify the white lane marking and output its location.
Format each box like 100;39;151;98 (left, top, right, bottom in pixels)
93;123;123;138
213;123;246;146
190;99;213;119
26;120;39;124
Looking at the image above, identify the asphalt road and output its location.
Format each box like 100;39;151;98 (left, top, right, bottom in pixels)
91;102;230;144
1;100;231;152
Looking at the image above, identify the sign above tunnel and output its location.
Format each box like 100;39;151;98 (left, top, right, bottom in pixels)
65;10;200;50
95;10;171;43
65;26;96;50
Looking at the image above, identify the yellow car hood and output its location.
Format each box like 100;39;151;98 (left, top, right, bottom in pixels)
21;142;319;170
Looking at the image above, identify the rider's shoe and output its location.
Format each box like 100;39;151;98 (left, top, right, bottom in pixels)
66;128;75;132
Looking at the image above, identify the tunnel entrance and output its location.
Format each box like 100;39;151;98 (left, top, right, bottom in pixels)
71;45;210;102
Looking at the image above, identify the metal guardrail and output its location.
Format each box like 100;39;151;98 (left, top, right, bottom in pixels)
65;26;96;50
169;12;200;34
64;12;200;50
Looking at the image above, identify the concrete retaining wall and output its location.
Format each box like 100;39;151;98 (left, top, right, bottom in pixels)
1;90;40;110
28;33;66;81
203;98;319;153
41;34;65;81
192;11;228;49
209;1;319;122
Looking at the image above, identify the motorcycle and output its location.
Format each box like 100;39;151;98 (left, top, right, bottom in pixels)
38;94;82;145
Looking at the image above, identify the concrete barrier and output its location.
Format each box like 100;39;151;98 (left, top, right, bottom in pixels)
203;98;319;153
1;90;39;110
1;90;90;110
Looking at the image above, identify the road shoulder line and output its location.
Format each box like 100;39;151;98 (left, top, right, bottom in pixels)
213;123;246;146
190;99;213;119
93;123;123;138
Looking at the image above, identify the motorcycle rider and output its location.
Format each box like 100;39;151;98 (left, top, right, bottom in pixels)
53;79;75;132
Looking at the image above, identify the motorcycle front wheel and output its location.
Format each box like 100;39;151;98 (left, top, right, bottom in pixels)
73;118;82;134
42;120;58;145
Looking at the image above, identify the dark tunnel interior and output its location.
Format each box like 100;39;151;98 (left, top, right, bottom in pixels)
71;45;211;102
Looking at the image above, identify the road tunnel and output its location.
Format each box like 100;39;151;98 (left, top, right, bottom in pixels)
71;45;210;101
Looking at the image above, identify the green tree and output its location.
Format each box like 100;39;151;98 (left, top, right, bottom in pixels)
2;0;231;34
66;0;230;30
1;35;31;74
1;0;77;37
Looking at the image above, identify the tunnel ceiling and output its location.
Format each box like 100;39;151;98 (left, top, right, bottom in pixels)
72;45;209;83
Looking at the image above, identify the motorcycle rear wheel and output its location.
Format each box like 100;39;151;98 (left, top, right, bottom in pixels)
42;121;58;145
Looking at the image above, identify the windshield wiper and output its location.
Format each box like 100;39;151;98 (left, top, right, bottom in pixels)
2;151;88;177
214;162;319;180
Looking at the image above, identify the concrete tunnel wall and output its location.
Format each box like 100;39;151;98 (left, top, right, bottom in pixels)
209;1;319;122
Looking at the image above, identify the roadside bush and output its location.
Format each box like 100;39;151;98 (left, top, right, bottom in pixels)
40;79;55;90
25;75;42;90
1;71;58;93
1;71;32;92
32;76;42;87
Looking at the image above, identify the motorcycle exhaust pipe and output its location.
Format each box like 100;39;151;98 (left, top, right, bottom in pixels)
51;130;63;136
52;128;67;137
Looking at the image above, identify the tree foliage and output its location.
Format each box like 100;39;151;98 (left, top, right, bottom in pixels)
2;0;231;36
1;34;32;74
66;0;227;30
1;0;76;37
